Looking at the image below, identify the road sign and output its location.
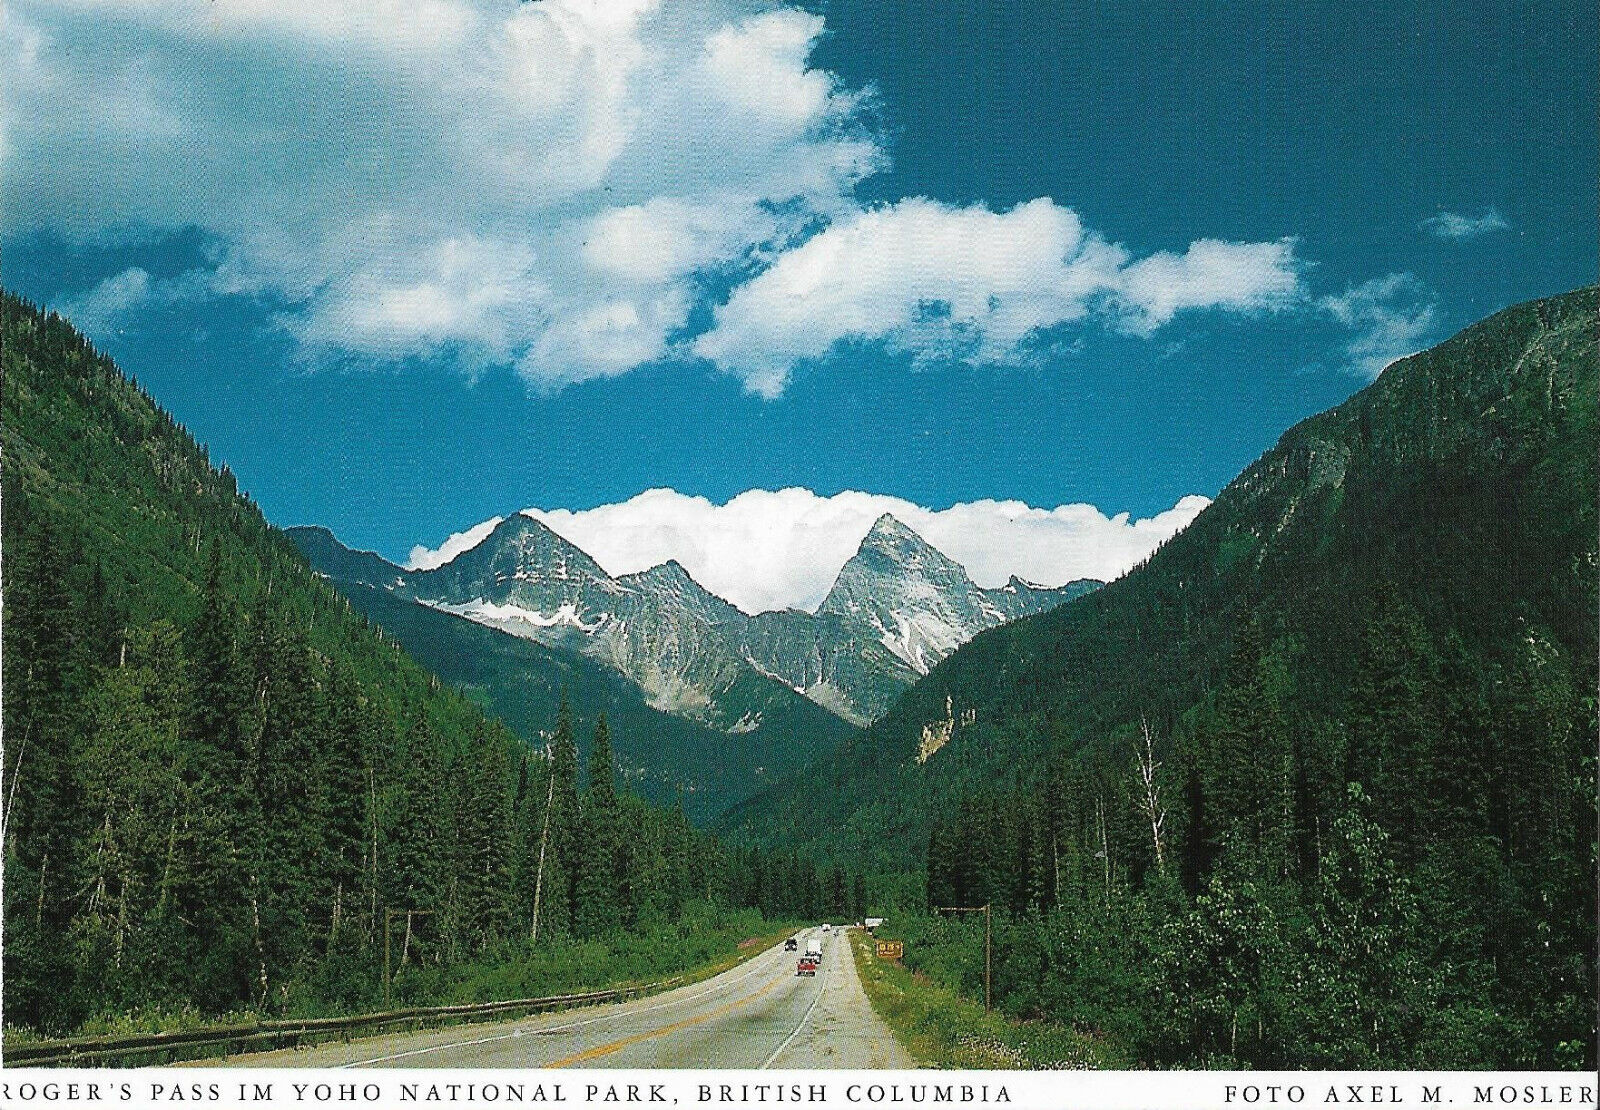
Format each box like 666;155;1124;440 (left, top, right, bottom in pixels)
875;940;904;960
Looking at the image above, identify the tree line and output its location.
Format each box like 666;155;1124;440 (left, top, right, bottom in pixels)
0;296;866;1035
2;520;868;1033
924;596;1595;1068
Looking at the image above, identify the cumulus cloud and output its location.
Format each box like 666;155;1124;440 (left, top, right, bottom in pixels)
1320;273;1438;379
9;1;1319;395
404;488;1210;615
6;0;879;383
407;516;504;572
1420;208;1510;240
695;198;1304;396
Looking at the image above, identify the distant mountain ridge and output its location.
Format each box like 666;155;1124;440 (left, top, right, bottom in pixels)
715;286;1599;867
290;512;1098;728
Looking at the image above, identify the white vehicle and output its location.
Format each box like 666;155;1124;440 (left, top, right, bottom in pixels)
804;937;824;959
821;923;832;932
864;917;884;930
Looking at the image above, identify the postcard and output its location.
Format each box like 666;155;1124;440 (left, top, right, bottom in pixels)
1;2;1594;1105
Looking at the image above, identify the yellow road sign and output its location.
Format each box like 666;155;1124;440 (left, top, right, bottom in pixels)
875;940;904;960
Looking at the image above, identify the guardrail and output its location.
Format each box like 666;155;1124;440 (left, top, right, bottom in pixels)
3;977;687;1068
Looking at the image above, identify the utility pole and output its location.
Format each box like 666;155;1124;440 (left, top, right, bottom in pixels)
384;908;433;1008
933;903;992;1011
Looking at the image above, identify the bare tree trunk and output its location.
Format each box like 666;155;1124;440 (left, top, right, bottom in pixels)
368;764;379;943
115;862;131;967
529;759;556;947
1134;717;1168;877
3;720;33;840
36;853;49;928
158;812;182;914
88;811;111;917
250;887;270;1009
1095;799;1110;908
1052;834;1061;907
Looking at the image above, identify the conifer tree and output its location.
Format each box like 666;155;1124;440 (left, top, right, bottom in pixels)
1344;593;1442;861
322;665;372;944
575;715;620;937
2;514;86;1030
1207;625;1291;878
386;717;450;962
543;697;581;936
456;723;514;949
189;539;244;762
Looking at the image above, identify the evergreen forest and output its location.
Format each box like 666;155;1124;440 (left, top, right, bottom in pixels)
729;288;1599;1069
0;293;866;1036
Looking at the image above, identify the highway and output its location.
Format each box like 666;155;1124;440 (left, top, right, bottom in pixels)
202;927;913;1069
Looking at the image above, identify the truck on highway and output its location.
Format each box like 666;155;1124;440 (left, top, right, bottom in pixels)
804;937;823;958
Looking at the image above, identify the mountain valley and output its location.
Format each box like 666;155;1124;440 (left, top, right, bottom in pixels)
292;512;1095;731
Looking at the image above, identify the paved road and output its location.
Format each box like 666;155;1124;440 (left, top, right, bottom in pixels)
201;927;913;1069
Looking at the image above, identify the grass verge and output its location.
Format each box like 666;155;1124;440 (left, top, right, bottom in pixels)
7;909;799;1048
848;928;1126;1069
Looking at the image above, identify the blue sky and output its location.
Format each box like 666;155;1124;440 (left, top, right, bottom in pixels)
3;0;1594;574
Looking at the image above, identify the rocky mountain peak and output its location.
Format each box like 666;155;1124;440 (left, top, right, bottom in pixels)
299;505;1099;729
856;513;938;559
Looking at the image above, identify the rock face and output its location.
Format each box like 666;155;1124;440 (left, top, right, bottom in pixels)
290;512;1098;728
712;286;1600;869
737;515;1098;721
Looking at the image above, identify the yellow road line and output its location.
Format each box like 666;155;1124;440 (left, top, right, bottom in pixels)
545;972;789;1068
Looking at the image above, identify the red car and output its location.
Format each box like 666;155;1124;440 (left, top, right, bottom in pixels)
796;956;819;977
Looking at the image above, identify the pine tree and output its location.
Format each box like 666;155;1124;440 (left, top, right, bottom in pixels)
542;697;581;937
574;715;620;938
1344;593;1442;861
2;514;87;1031
189;540;244;762
385;718;449;964
1207;625;1291;879
455;723;514;950
322;666;372;945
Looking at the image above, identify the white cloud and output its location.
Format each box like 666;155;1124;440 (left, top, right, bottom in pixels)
694;198;1304;396
1115;237;1304;332
1420;208;1510;240
406;487;1210;614
9;2;1324;395
5;0;879;381
702;10;841;131
407;515;503;571
56;268;155;337
56;266;219;336
1320;272;1437;379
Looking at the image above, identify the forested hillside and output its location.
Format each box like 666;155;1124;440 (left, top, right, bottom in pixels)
315;579;842;823
724;287;1598;1067
0;294;860;1036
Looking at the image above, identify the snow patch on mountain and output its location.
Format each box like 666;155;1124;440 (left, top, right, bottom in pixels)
402;488;1208;615
420;597;606;634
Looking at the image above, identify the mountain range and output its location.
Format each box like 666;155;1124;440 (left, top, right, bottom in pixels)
290;512;1096;730
718;286;1598;866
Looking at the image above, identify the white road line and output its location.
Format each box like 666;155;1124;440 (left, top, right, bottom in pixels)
761;931;831;1069
340;939;793;1068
